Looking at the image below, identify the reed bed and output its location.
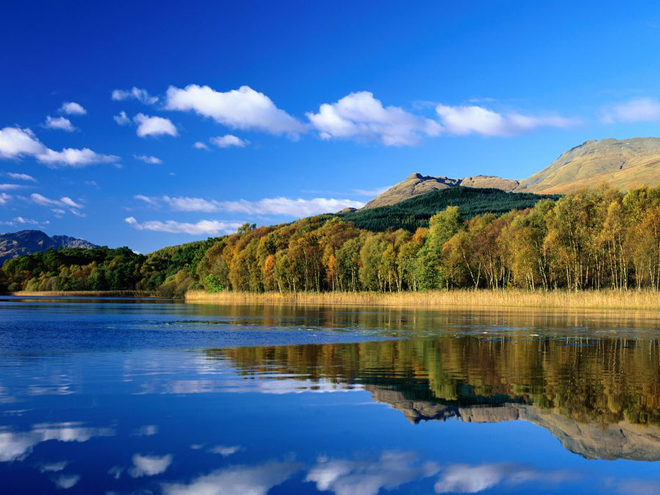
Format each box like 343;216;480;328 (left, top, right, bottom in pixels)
185;289;660;310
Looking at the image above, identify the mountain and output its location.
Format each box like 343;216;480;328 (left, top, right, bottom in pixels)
341;186;555;232
0;230;99;265
519;137;660;194
363;173;521;209
365;137;660;208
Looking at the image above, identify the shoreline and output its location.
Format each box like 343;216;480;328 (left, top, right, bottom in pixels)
5;290;165;298
185;289;660;311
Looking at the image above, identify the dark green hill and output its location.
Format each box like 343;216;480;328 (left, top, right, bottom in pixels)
340;187;559;232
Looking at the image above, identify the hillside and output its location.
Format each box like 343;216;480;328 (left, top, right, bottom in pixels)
367;137;660;208
519;137;660;194
363;173;520;209
341;186;555;232
0;230;99;265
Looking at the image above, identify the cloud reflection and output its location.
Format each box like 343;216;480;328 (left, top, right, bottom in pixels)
306;451;439;495
162;460;301;495
0;423;114;462
129;454;173;478
434;463;575;493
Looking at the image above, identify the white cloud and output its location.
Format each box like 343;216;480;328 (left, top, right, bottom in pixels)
307;451;439;495
0;127;46;159
193;141;210;150
434;463;575;493
134;154;163;164
165;84;304;137
30;193;84;216
111;87;159;104
134;195;364;217
210;134;248;148
134;113;178;138
37;148;119;168
40;461;68;473
7;172;36;182
53;474;80;489
435;104;576;137
307;91;441;146
0;127;119;167
13;217;44;225
125;217;242;236
0;193;11;206
207;445;241;456
44;116;76;132
602;97;660;123
129;453;173;478
162;460;300;495
114;111;131;126
59;102;86;115
0;184;24;191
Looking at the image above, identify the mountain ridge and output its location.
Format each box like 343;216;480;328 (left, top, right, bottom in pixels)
365;137;660;209
0;230;99;265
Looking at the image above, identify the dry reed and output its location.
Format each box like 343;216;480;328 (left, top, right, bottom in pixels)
185;289;660;310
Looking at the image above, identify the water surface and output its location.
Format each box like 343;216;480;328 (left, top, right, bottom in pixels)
1;297;660;494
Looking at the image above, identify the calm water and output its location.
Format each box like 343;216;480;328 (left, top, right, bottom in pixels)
2;298;660;494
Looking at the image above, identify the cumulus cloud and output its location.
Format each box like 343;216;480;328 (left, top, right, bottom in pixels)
0;193;10;205
111;87;158;104
7;172;36;182
59;102;86;115
435;104;576;137
134;154;163;164
307;451;439;495
37;148;119;168
602;97;660;123
128;453;173;478
210;134;248;148
0;127;118;167
193;141;209;150
44;116;76;132
165;84;304;137
162;460;300;495
134;113;178;138
134;195;364;217
125;217;243;235
114;111;130;126
434;463;575;493
307;91;441;146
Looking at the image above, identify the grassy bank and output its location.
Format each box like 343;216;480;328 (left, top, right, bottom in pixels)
8;290;164;298
185;289;660;310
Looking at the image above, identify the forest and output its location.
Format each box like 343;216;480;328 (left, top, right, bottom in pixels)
4;184;660;294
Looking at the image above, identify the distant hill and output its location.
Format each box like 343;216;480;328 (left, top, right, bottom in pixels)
0;230;99;265
518;137;660;194
364;137;660;208
341;187;556;232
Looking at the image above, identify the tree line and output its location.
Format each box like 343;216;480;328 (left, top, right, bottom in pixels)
4;184;660;294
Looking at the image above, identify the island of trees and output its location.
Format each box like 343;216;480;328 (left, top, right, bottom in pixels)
3;184;660;295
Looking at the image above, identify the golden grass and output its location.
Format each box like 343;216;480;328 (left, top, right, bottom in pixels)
9;290;162;298
185;289;660;310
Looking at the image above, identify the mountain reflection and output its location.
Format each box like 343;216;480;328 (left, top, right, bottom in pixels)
210;333;660;461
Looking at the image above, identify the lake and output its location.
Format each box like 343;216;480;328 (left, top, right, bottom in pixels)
1;297;660;494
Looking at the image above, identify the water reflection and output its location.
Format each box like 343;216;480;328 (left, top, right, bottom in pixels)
3;300;660;493
213;334;660;461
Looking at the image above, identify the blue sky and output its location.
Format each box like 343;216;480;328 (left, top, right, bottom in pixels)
2;0;660;252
